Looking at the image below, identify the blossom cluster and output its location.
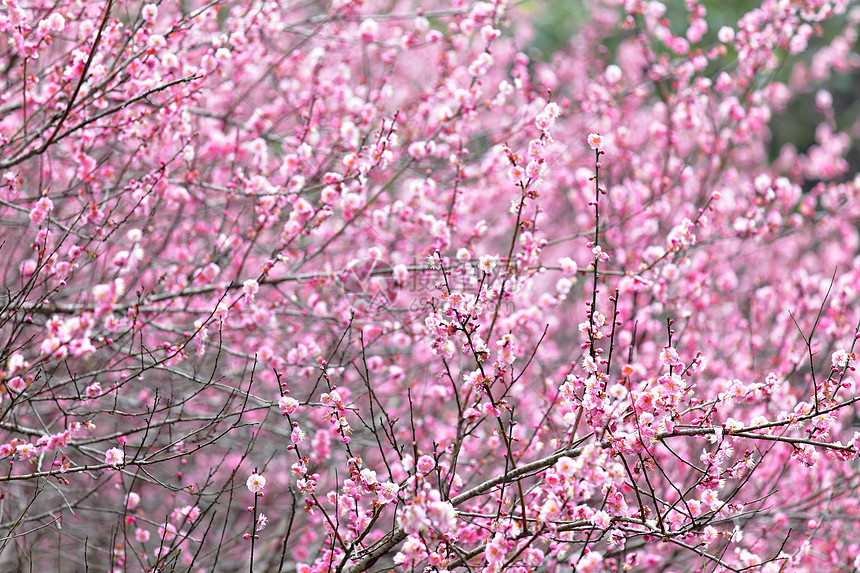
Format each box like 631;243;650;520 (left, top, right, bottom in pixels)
0;0;859;571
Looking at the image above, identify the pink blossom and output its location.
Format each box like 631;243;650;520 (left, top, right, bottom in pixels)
572;551;604;573
45;13;66;32
1;0;859;569
358;19;378;43
126;492;141;509
658;346;682;367
426;501;456;532
29;197;53;225
485;532;507;564
605;64;622;84
158;522;177;542
718;26;735;43
291;426;306;444
555;456;576;478
508;165;525;183
376;481;398;505
246;473;266;493
173;505;200;523
534;112;552;131
831;349;850;369
278;396;299;415
141;4;158;22
7;377;26;393
397;505;427;534
558;257;578;276
416;455;435;474
104;447;124;467
242;279;259;303
591;509;611;529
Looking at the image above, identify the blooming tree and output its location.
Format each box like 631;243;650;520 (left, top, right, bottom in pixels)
1;0;860;570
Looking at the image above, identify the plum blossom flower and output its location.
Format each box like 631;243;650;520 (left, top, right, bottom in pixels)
702;525;718;544
605;64;622;84
587;133;604;151
426;500;456;532
7;377;26;393
468;52;493;77
480;25;500;42
558;257;578;276
246;473;266;493
173;504;200;523
831;349;851;369
416;455;435;474
320;389;342;407
105;447;124;467
376;481;398;505
659;346;682;368
508;165;525;183
534;113;552;131
463;406;481;420
44;13;66;32
700;488;719;509
485;532;507;564
242;279;259;303
291;425;306;444
544;101;560;118
29;197;53;225
393;263;408;282
730;526;744;543
528;139;545;159
141;3;158;22
555;456;576;478
538;494;561;522
574;551;604;572
358;19;378;42
158;522;177;542
718;26;735;43
591;509;611;529
18;443;36;461
478;254;498;273
126;492;141;509
397;504;427;534
278;396;299;415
